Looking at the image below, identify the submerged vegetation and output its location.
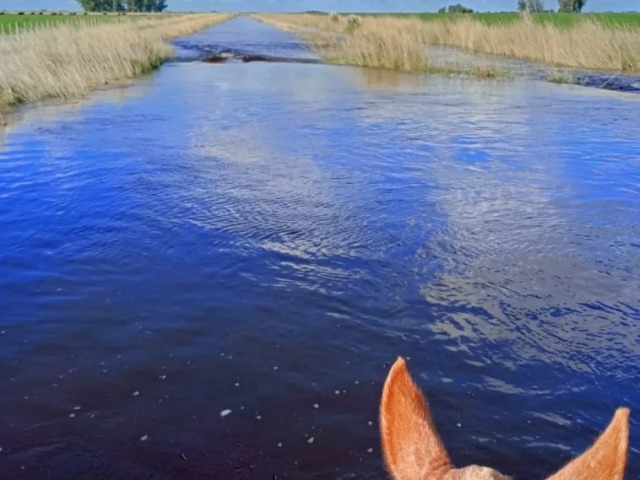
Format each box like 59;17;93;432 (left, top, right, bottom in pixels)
255;13;640;74
0;14;230;108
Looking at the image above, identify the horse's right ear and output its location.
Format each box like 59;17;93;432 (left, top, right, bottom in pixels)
379;357;453;480
546;408;630;480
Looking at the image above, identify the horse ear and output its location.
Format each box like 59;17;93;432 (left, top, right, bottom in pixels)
546;408;630;480
380;357;453;480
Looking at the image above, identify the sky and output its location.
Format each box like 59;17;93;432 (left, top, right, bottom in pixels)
2;0;637;13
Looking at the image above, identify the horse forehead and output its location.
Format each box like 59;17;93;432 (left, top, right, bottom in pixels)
449;465;510;480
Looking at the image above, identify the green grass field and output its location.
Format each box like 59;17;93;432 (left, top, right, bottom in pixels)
351;11;640;28
412;12;640;28
0;12;139;34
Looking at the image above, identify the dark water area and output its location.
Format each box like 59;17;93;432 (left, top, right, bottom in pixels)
173;17;319;63
1;17;640;480
575;73;640;93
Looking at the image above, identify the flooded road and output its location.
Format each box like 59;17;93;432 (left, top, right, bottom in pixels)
1;17;639;480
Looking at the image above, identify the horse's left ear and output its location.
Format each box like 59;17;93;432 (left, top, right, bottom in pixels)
546;408;630;480
379;357;453;480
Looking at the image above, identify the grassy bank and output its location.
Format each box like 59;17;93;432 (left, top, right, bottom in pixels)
421;16;640;72
0;14;231;109
256;13;640;74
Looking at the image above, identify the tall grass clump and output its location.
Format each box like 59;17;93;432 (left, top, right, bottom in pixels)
325;17;429;71
0;14;230;108
255;14;430;72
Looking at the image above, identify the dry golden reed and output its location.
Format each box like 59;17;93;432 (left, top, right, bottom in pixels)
254;14;430;72
0;14;231;108
423;16;640;72
255;13;640;73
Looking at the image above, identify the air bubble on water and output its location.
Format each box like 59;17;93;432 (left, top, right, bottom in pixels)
313;403;319;409
73;406;82;411
277;442;283;448
140;435;149;442
69;413;76;419
220;409;232;417
133;391;140;397
234;383;240;387
334;390;340;395
307;437;315;444
367;448;373;453
368;421;373;426
273;366;278;371
456;423;462;428
159;375;167;380
256;415;262;420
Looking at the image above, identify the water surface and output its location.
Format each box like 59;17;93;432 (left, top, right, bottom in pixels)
1;17;639;480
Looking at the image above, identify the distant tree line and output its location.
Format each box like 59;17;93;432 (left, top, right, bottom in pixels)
438;4;474;13
437;0;587;13
517;0;545;12
557;0;587;12
76;0;168;12
517;0;587;12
